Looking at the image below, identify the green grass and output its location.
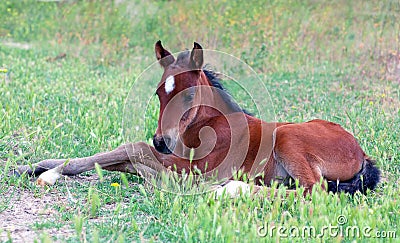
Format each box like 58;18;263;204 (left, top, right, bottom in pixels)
1;0;399;242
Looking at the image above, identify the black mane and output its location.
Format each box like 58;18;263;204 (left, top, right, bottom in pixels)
173;52;252;116
202;68;252;116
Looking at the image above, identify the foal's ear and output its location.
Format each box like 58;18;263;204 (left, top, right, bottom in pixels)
190;42;203;70
155;40;175;68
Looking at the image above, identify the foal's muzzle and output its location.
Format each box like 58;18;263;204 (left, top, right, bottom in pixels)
153;135;173;154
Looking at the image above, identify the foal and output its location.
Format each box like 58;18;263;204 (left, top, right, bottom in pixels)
17;41;380;195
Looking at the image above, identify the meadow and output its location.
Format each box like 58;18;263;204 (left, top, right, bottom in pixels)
0;0;399;242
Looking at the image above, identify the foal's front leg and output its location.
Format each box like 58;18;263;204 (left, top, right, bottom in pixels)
17;142;165;185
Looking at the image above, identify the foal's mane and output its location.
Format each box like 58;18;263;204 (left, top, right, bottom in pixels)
202;68;252;116
175;51;251;116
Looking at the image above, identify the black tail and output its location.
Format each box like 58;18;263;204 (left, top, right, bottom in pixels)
328;159;381;195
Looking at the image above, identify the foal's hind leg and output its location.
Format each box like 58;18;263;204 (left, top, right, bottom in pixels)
274;152;324;194
278;156;324;192
273;133;325;194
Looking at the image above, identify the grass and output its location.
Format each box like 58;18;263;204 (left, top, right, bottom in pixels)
0;0;399;242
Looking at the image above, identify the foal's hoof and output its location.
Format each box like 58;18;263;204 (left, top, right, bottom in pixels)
36;167;63;186
8;169;22;177
214;180;252;198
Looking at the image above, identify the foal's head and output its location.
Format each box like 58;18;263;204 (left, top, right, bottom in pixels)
153;41;210;154
153;41;247;156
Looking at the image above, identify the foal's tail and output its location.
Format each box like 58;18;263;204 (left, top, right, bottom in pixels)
328;158;381;195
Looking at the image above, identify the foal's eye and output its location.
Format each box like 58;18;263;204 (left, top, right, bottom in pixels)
184;92;195;102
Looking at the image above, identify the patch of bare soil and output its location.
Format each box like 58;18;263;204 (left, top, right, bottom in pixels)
0;187;74;242
0;173;127;242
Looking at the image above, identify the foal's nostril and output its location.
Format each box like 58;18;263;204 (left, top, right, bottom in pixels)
163;135;171;145
153;135;173;154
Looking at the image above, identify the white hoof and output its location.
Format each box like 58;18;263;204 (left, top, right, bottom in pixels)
37;166;63;186
214;180;252;198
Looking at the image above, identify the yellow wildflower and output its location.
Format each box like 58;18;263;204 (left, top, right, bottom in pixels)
111;182;120;187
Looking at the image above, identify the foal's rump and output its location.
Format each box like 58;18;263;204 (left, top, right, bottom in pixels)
272;119;380;193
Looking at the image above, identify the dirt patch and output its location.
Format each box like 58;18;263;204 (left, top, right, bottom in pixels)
0;173;135;242
0;186;75;242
